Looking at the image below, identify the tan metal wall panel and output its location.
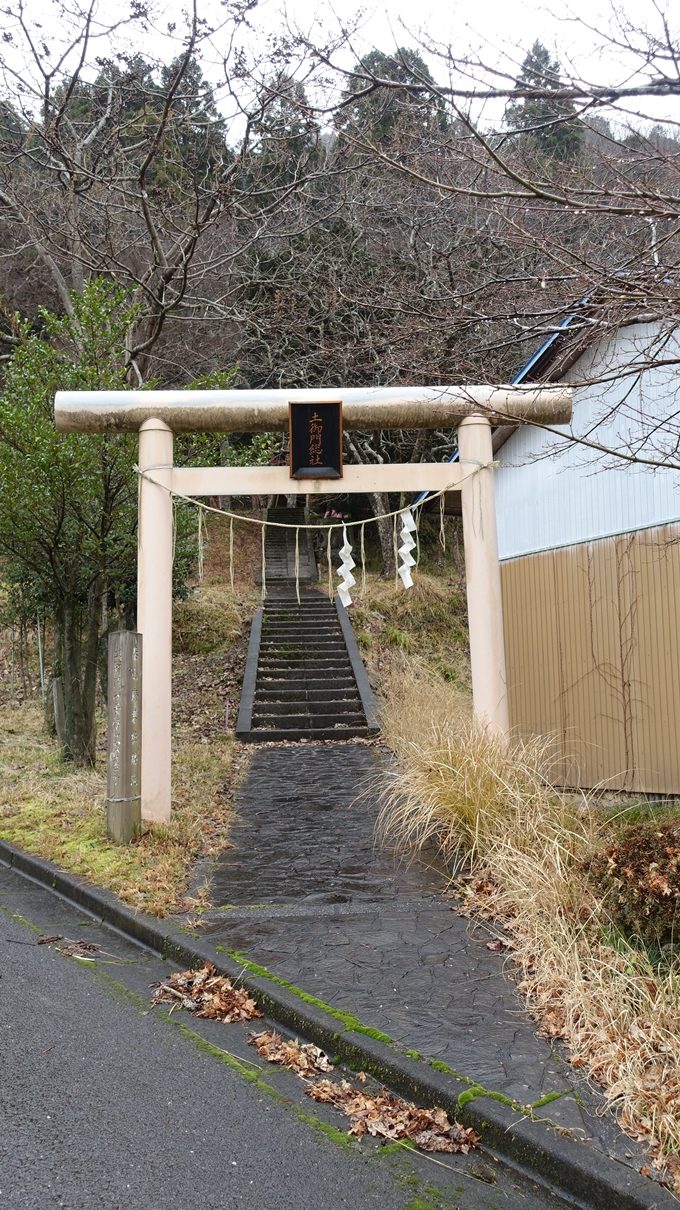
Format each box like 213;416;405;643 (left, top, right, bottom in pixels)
630;526;680;794
589;538;632;788
501;524;680;794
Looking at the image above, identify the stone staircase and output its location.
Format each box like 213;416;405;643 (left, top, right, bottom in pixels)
236;511;379;743
256;506;317;585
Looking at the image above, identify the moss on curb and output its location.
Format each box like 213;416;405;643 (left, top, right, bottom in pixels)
219;945;578;1127
220;947;395;1044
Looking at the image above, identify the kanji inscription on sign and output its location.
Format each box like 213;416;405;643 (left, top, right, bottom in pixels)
289;401;343;479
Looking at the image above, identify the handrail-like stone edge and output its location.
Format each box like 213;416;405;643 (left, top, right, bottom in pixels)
235;607;263;738
334;596;380;734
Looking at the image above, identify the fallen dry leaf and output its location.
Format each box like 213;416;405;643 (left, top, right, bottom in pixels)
307;1079;480;1153
248;1029;334;1076
58;939;100;958
152;962;263;1023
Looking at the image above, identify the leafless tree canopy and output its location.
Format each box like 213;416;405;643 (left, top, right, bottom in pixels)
0;1;680;469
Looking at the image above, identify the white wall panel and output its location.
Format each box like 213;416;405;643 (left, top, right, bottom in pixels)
496;322;680;560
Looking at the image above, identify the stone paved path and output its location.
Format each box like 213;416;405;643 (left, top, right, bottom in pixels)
0;862;576;1210
199;742;647;1174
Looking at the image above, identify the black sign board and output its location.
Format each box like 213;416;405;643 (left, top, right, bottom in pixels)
289;401;343;479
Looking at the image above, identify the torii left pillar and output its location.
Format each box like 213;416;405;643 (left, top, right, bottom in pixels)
137;418;173;822
458;415;509;738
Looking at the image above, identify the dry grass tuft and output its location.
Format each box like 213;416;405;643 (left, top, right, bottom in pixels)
173;586;243;656
378;664;577;869
202;511;262;588
378;664;680;1189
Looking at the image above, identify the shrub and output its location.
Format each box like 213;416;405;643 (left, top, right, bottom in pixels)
173;587;242;655
585;822;680;948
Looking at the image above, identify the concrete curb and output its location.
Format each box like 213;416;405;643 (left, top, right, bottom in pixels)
0;837;675;1210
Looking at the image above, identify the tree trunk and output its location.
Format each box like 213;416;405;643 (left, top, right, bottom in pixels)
81;581;101;762
369;492;396;578
56;596;98;766
45;618;63;734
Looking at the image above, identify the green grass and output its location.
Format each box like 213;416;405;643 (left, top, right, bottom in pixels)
0;702;236;916
349;573;470;689
599;797;680;831
385;625;415;652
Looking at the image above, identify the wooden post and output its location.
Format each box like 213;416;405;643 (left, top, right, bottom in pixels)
106;631;142;844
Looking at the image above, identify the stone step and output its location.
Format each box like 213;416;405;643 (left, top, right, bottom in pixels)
262;615;338;623
257;658;348;667
255;667;350;677
264;596;332;605
260;628;344;638
257;643;346;653
260;633;344;644
262;618;339;627
256;677;359;692
255;703;362;716
252;700;363;717
263;608;336;618
244;724;372;742
256;711;364;724
261;618;340;627
260;634;342;644
259;645;346;653
264;597;332;605
263;616;337;625
256;688;361;703
258;659;351;668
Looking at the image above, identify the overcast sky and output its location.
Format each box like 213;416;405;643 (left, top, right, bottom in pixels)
5;0;679;130
240;0;680;126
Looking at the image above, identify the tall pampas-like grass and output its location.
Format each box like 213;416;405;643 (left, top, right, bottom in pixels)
376;660;680;1187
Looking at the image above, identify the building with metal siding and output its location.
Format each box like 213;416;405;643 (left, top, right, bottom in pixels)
495;320;680;793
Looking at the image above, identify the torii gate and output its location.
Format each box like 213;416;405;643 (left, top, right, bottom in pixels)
55;385;572;823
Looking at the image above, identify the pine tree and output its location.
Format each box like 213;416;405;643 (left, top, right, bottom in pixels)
338;48;447;146
249;75;320;193
505;41;583;161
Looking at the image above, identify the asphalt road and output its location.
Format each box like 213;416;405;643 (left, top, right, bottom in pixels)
0;863;571;1210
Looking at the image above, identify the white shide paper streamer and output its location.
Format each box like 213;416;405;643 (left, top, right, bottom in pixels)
337;526;357;606
398;508;417;589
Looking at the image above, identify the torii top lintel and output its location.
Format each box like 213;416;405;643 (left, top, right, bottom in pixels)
54;385;572;434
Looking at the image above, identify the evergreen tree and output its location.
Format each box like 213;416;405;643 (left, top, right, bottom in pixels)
505;41;583;160
0;280;196;765
338;48;447;146
247;75;320;195
155;54;228;190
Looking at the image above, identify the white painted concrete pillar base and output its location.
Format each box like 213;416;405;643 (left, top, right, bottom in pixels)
137;419;174;822
458;415;510;738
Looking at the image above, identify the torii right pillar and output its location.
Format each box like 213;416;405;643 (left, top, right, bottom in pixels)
458;415;510;737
